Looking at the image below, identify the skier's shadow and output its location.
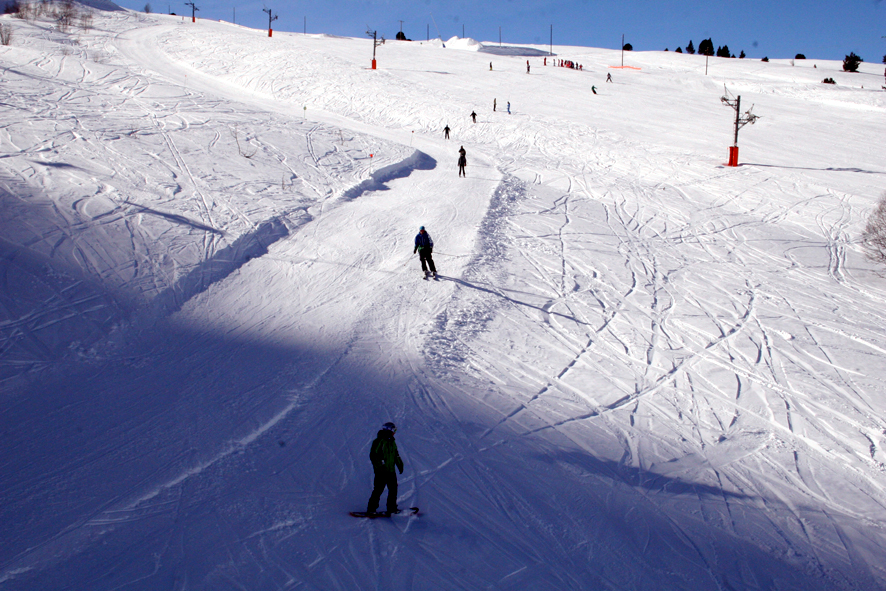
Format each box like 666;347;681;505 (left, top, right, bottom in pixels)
438;274;591;326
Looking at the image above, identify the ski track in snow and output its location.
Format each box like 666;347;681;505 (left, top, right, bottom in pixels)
2;8;886;591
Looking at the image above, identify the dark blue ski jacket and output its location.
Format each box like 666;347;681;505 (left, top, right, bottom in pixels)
414;231;434;253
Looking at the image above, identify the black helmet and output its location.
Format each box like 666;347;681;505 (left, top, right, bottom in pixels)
382;422;397;433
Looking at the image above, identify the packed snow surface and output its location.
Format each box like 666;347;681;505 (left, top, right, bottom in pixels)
2;7;886;590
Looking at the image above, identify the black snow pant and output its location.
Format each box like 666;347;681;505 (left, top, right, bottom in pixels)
367;469;398;513
419;249;437;274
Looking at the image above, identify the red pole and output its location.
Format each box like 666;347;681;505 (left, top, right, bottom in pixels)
728;146;739;167
269;28;273;37
372;59;377;69
192;15;195;22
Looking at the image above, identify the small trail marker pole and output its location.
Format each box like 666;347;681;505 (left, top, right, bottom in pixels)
185;2;198;22
263;8;278;37
721;86;759;166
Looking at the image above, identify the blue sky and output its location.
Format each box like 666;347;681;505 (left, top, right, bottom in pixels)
121;0;884;61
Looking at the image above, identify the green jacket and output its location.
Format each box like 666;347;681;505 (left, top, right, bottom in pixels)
370;429;403;474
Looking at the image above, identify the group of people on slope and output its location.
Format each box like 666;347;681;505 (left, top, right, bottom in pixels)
555;59;582;70
443;112;473;178
363;58;624;518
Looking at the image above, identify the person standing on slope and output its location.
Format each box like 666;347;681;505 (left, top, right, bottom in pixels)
457;146;467;178
443;124;450;139
470;110;477;123
414;225;437;278
366;422;404;515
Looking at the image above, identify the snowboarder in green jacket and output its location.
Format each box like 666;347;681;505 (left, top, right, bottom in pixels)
367;422;404;514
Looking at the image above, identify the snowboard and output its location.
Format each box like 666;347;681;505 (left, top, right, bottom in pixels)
350;507;419;519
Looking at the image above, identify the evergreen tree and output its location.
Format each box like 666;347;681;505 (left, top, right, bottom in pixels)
739;50;746;59
842;52;862;72
675;47;683;54
685;40;695;54
623;43;633;51
716;45;731;58
698;38;714;56
795;53;806;60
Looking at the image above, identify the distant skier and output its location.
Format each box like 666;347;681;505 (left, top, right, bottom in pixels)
526;60;530;73
414;226;437;278
457;146;467;178
591;86;597;95
493;98;497;112
489;62;493;71
507;101;510;114
443;124;450;139
470;110;477;123
544;57;546;66
606;72;612;82
366;422;404;515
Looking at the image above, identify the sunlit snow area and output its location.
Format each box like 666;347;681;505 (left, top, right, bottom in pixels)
2;5;886;590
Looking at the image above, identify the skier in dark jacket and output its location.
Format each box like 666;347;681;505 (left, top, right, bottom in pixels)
443;124;450;139
367;422;404;514
414;225;437;278
457;146;467;177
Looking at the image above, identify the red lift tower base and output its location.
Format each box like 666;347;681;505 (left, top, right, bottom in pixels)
727;146;739;167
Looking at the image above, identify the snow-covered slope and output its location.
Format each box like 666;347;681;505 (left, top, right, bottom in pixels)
2;7;886;590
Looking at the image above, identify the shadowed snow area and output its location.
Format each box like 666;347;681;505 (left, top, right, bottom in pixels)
2;6;886;591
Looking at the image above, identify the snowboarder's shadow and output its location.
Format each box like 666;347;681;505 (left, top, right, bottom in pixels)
743;163;885;175
264;256;402;275
438;275;591;326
